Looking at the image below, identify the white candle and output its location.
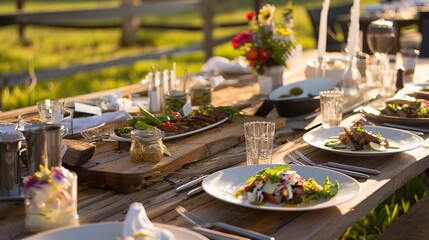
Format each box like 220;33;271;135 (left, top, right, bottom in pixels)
347;0;360;56
318;0;330;58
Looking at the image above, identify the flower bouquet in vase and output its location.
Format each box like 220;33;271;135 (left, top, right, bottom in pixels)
231;1;296;94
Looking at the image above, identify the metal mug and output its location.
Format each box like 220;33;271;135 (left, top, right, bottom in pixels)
0;132;25;197
22;124;65;174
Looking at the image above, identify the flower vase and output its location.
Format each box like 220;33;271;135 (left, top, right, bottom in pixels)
258;65;285;95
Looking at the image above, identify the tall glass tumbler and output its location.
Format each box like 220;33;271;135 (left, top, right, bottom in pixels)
320;91;343;128
244;121;275;165
366;19;395;89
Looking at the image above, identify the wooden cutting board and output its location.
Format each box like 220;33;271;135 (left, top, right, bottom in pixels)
71;116;284;193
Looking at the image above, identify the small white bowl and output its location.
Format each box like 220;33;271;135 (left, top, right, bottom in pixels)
305;57;347;82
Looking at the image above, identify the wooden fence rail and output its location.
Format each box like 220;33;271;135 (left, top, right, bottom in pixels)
0;0;259;110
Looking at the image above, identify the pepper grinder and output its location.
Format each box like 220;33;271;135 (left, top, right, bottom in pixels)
396;67;404;91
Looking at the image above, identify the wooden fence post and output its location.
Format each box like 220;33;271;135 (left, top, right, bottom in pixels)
16;0;30;45
120;0;141;47
201;0;214;61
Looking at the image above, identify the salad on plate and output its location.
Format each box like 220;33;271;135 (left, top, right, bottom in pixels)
234;165;339;206
379;98;429;118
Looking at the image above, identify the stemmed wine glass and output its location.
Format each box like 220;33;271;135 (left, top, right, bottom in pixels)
366;19;395;95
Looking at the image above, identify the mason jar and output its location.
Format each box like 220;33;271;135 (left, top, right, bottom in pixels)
164;90;187;113
190;84;212;106
24;167;79;233
130;129;164;162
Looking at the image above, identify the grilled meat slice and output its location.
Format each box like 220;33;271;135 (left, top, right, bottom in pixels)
343;127;364;151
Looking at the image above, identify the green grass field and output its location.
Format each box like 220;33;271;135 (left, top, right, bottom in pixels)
1;1;428;238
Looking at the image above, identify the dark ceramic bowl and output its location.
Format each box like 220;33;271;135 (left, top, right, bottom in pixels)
255;77;337;117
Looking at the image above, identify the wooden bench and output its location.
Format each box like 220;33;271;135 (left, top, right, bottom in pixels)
377;193;429;240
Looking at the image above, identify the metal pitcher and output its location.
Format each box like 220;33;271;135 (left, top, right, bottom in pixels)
0;131;25;197
22;124;65;174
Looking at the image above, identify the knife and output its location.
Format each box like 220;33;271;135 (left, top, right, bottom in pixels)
191;226;251;240
318;165;370;179
325;162;380;175
382;123;429;134
187;186;205;197
175;175;208;192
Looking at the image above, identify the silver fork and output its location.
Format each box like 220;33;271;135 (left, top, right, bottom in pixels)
284;153;304;165
175;206;274;240
293;150;380;175
284;152;370;179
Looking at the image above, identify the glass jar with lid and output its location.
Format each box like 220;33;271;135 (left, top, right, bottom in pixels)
164;90;187;113
190;84;212;106
130;129;164;162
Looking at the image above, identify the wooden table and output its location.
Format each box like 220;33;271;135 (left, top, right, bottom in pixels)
1;51;429;240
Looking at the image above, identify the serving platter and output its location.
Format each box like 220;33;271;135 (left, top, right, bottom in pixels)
202;164;360;211
303;126;424;157
110;117;229;142
23;222;207;240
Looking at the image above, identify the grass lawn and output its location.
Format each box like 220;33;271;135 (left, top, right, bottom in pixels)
1;0;428;239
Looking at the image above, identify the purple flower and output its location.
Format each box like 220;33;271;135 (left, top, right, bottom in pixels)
51;167;65;182
23;176;39;190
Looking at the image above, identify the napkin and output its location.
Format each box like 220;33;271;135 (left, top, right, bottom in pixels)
62;110;132;133
201;56;251;74
123;202;176;240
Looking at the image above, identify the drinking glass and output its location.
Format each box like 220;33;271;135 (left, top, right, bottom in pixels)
36;99;73;134
36;99;67;124
243;121;275;165
366;19;395;89
320;90;343;128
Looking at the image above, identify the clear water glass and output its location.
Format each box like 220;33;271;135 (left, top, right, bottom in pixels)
320;90;343;128
243;121;275;165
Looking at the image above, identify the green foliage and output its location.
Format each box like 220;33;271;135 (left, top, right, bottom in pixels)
339;173;429;239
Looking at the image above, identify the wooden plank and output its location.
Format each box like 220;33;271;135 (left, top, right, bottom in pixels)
84;116;285;193
0;34;236;88
0;0;201;25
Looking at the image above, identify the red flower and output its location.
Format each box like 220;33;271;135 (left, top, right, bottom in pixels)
246;48;258;61
258;49;270;62
231;31;253;49
246;11;256;21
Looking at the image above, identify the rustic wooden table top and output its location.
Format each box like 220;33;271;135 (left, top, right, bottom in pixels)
1;51;429;240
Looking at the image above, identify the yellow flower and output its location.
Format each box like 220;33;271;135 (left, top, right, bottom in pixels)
277;27;291;36
258;4;276;24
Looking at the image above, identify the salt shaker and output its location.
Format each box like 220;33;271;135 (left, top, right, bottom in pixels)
148;72;161;113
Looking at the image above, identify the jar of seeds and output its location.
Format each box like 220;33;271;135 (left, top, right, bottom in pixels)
130;129;164;162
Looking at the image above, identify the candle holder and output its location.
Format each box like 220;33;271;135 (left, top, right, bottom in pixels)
315;56;329;78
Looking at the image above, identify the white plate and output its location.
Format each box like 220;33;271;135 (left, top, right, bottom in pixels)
202;164;361;211
269;77;337;100
23;222;207;240
110;117;230;142
363;106;429;126
303;126;424;157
